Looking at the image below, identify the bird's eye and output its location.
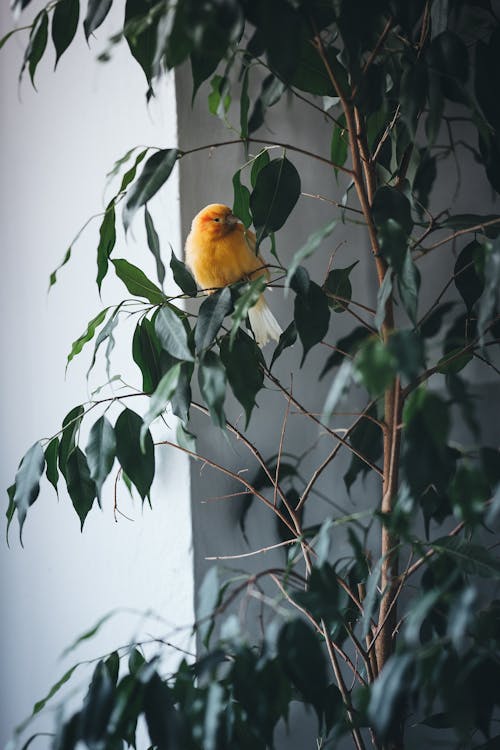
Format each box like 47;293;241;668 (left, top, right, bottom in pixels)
213;217;220;222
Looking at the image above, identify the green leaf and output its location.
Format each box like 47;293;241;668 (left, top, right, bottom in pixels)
170;251;197;297
387;330;425;382
286;219;337;290
195;287;232;353
119;148;148;192
220;330;264;428
132;318;162;393
454;240;484;312
86;416;116;503
232;170;252;228
84;0;113;40
250;149;270;188
478;237;500;342
431;537;500;578
62;611;118;658
58;405;84;479
144;207;165;286
32;664;80;716
355;337;396;396
115;409;155;501
208;74;231;118
250;156;301;243
123;148;178;230
368;653;414;740
270;321;297;369
240;65;250;139
27;11;48;86
373;186;413;236
52;0;79;67
198;351;226;429
66;448;97;530
374;270;393;332
140;363;182;449
176;423;196;453
320;326;370;379
45;437;59;496
144;673;177;749
436;347;472;374
197;566;220;647
80;660;115;743
398;250;421;324
323;261;358;313
13;442;45;541
278;619;327;722
292;268;331;365
112;258;166;304
229;277;267;347
344;407;383;493
154;305;193;362
96;202;116;291
322;359;353;421
419;301;455;338
124;0;159;86
66;308;108;370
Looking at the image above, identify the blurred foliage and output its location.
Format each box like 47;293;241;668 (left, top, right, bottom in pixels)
4;0;500;748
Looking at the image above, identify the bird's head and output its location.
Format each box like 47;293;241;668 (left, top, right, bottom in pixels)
191;203;240;238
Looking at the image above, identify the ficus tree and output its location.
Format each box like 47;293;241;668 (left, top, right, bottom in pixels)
4;0;500;749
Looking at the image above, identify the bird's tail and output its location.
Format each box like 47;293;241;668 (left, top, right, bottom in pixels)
248;296;282;347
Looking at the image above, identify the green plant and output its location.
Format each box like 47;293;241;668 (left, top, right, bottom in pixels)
4;1;500;749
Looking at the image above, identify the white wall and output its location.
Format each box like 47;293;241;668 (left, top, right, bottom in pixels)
0;5;193;745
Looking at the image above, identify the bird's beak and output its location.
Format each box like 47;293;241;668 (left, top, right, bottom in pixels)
225;212;239;226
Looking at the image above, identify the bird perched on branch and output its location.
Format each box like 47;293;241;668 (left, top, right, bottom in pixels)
185;203;282;347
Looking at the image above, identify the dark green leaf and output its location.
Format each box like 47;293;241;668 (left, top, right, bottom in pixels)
140;363;182;448
124;0;158;86
27;11;48;86
232;170;252;228
278;619;327;722
58;405;84;479
144;207;165;286
154;305;193;362
119;148;148;192
80;660;115;742
355;337;396;396
323;261;358;313
66;308;108;370
220;330;264;427
32;664;80;716
96;202;116;291
250;157;301;243
115;409;155;501
369;654;414;740
84;0;112;40
286;220;337;289
320;326;370;379
112;258;166;304
123;148;178;230
52;0;79;67
195;287;232;353
198;351;226;429
449;464;490;526
387;329;425;382
208;74;231;118
344;407;383;493
375;269;393;332
292;268;331;365
478;237;500;342
170;251;197;297
45;437;59;496
250;150;270;188
12;442;45;540
361;554;384;638
197;566;220;647
270;321;297;369
431;537;500;578
398;250;421;324
454;240;484;312
144;672;177;749
132;318;163;393
66;448;97;530
170;362;193;424
436;347;472;374
240;65;250;139
86;416;116;503
373;186;413;236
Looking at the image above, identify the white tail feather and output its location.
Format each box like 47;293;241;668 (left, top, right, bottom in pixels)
248;297;282;347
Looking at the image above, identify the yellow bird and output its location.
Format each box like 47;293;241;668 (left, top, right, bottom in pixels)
185;203;282;346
